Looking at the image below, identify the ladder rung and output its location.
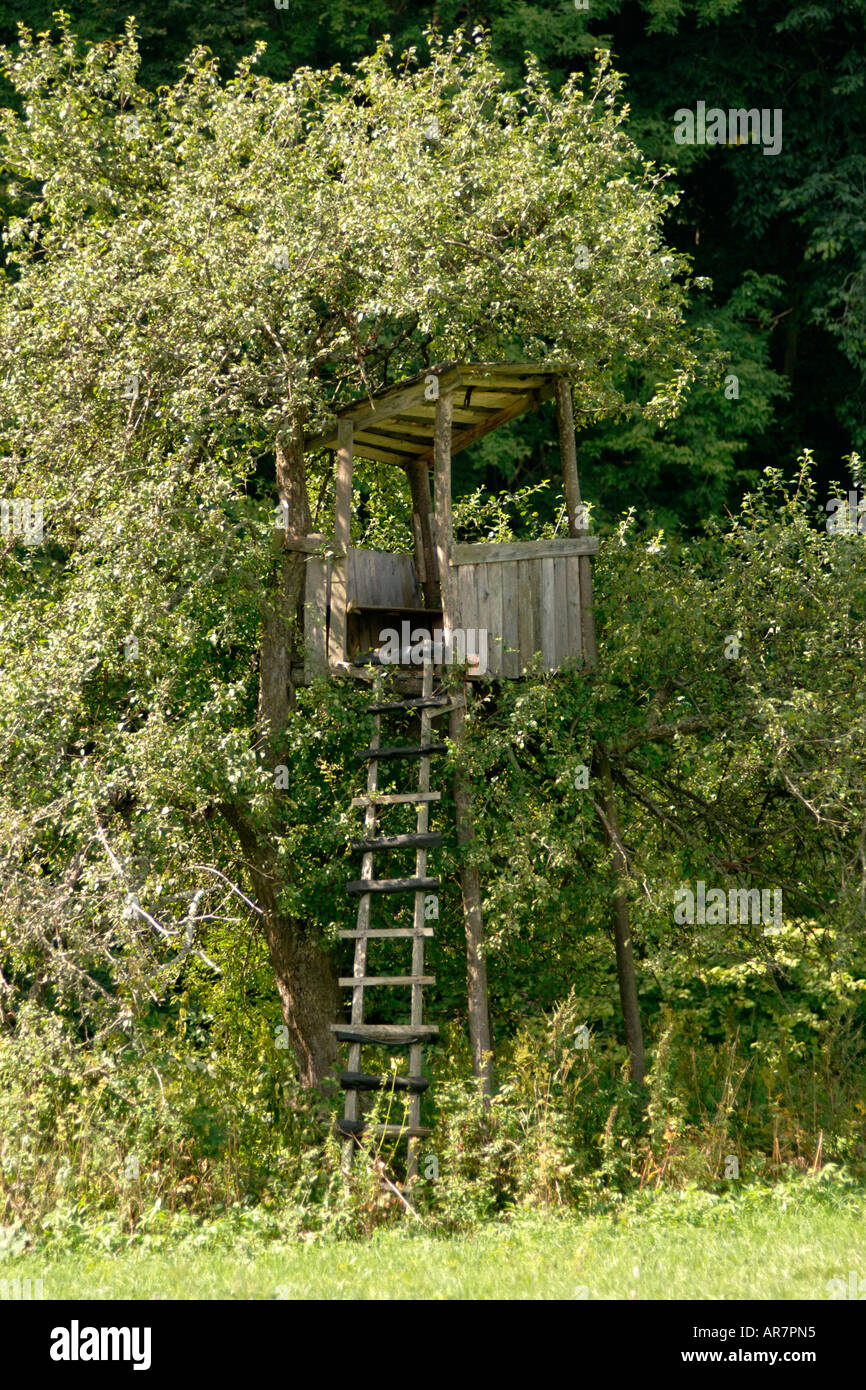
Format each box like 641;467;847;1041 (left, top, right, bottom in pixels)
336;1120;431;1139
330;1024;439;1043
351;791;441;806
339;975;435;987
338;928;434;939
350;831;442;852
347;876;439;895
355;743;447;761
367;696;451;714
340;1072;429;1093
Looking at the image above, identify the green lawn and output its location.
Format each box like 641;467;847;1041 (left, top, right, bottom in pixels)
4;1186;865;1299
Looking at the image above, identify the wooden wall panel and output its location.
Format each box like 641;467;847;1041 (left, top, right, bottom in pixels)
501;561;520;679
517;560;534;674
565;555;583;665
553;557;568;668
540;558;556;669
487;561;504;676
304;557;329;680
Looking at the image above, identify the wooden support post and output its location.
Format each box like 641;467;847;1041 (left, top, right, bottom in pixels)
555;377;644;1084
450;685;494;1099
555;377;596;663
434;389;494;1098
406;458;441;610
433;391;457;629
329;419;353;667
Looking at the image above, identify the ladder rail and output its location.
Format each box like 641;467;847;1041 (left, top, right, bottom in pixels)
342;671;383;1164
339;657;440;1182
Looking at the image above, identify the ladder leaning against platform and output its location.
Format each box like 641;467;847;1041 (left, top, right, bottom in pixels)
333;653;454;1178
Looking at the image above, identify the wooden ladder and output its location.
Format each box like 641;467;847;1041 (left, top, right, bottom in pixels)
333;656;449;1178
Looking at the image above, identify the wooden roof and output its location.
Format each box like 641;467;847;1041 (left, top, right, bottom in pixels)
305;363;559;468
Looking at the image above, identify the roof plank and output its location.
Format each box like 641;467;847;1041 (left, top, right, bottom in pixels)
306;362;563;464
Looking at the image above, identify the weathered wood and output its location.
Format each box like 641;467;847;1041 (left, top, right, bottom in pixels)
346;548;423;611
350;831;443;852
285;533;334;555
500;560;520;679
554;554;568;668
408;656;435;1179
432;391;459;632
340;676;382;1152
411;512;427;583
339;975;436;987
540;557;556;668
346;441;418;465
475;564;491;673
309;376;453;450
555;378;599;664
517;560;534;673
403;402;487;425
555;378;584;535
357;429;430;455
336;1120;432;1138
346;876;439;895
330;1024;440;1042
455;565;476;636
339;1072;429;1093
334;419;353;555
328;421;353;667
455;389;533;410
307;364;560;464
414;385;556;466
449;537;598;564
351;791;441;806
354;743;447;761
487;559;503;676
370;418;437;440
406;457;441;609
531;558;544;668
347;602;432;616
338;927;434;939
303;558;329;680
565;555;583;662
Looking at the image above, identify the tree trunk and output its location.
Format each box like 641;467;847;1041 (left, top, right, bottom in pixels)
226;413;340;1089
223;805;340;1088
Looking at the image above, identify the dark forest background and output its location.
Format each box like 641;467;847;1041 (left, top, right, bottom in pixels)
2;0;864;530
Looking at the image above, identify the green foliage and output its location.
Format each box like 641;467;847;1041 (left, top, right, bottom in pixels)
0;11;863;1253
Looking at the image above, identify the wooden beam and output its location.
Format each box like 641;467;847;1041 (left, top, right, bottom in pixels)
555;378;583;534
433;390;460;632
334;420;353;553
406;457;441;609
306;367;464;451
285;533;343;555
555;377;597;664
351;440;420;466
398;403;485;425
356;428;430;451
450;537;599;565
413;383;556;467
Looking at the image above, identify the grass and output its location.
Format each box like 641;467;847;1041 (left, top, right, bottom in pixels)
3;1182;865;1299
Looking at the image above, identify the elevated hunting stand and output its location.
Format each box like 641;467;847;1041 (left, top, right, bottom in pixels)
297;364;600;1175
